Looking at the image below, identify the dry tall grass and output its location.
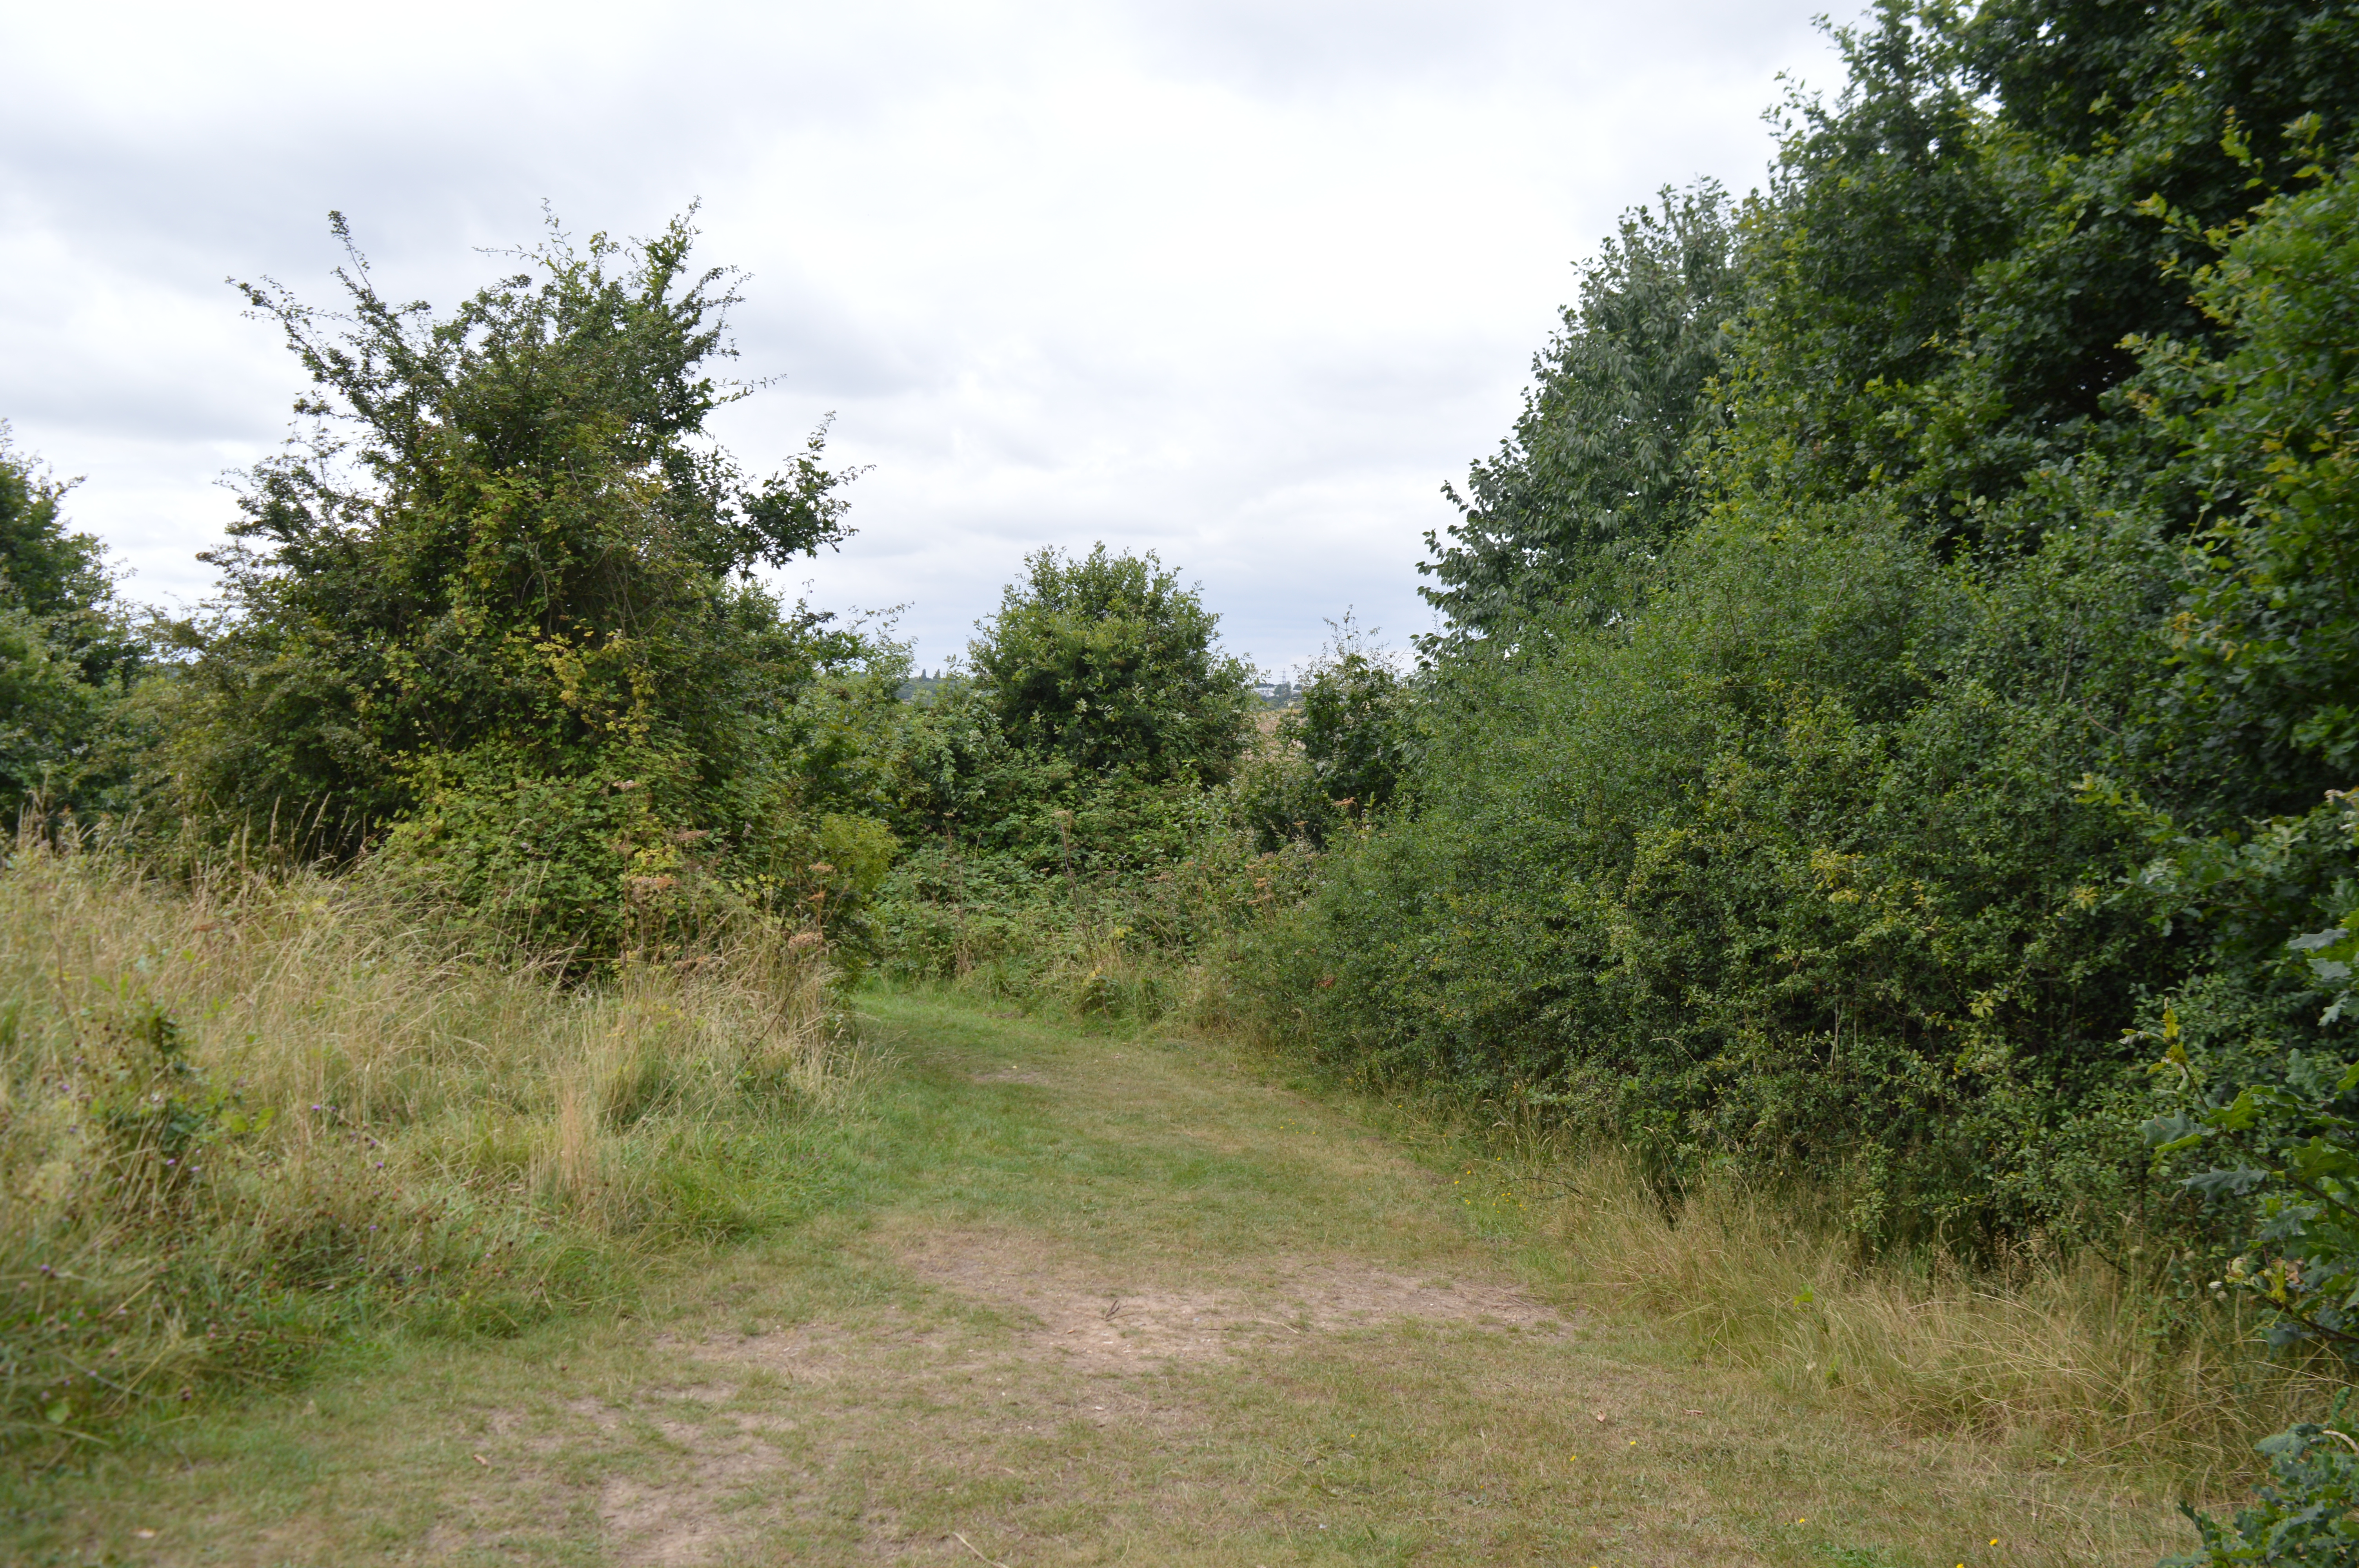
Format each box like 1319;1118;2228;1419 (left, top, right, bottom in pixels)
0;840;849;1446
1163;935;2347;1486
1508;1144;2345;1483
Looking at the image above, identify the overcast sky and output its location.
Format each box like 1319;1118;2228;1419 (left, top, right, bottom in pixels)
1;0;1843;677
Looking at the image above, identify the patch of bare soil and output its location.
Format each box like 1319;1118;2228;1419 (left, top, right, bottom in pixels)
524;1388;812;1568
567;1230;1578;1566
885;1226;1570;1370
596;1437;775;1568
668;1316;985;1386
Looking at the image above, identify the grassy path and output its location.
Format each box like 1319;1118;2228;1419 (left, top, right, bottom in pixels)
15;993;2190;1566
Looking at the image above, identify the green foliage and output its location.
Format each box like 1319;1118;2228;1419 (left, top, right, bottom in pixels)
0;427;144;820
1241;617;1418;852
801;545;1265;976
968;543;1256;788
1715;0;2014;523
5;6;2355;1535
1713;0;2359;543
1233;727;1340;855
1282;617;1413;820
2131;158;2359;813
1957;0;2359;501
1317;0;2359;1261
1424;183;1739;637
2071;174;2359;1444
164;212;868;955
0;602;112;821
872;779;1317;1028
1282;506;2182;1241
0;432;111;636
370;750;691;956
790;556;1303;1018
2166;1401;2359;1566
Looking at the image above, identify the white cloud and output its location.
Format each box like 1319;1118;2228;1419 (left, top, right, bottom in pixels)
0;0;1843;671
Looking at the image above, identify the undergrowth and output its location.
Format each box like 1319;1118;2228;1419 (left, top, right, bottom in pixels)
874;811;1319;1031
870;877;2350;1491
0;837;853;1454
1300;1066;2348;1491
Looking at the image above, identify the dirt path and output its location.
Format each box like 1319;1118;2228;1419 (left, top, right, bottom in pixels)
19;995;2191;1566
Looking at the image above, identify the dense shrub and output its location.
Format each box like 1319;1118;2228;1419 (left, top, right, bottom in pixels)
1273;0;2359;1249
0;427;145;820
161;214;869;958
793;543;1268;1002
967;544;1256;789
1277;617;1415;826
1285;506;2189;1242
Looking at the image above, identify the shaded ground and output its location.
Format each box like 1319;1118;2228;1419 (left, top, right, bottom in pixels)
10;993;2194;1565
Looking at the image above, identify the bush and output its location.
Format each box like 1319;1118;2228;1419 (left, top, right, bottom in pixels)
968;543;1256;788
872;775;1321;1029
1269;503;2184;1245
160;212;867;958
0;426;144;821
1275;616;1415;830
2167;1403;2359;1566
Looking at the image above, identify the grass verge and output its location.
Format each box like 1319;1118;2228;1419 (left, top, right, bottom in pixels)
892;926;2346;1496
4;988;2222;1565
0;841;854;1452
1432;1136;2340;1486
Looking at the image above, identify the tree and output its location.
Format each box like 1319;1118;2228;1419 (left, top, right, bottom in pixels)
2106;164;2359;1561
1718;0;2359;543
0;426;142;820
1421;183;1740;641
968;544;1256;787
2132;154;2359;815
169;211;864;951
1280;616;1412;818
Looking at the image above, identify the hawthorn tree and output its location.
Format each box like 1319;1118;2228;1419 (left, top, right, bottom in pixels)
171;211;865;949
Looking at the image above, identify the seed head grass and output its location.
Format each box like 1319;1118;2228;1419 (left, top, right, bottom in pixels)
0;838;851;1450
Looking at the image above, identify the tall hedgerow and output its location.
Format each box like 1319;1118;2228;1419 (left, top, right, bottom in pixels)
1279;0;2359;1250
1262;0;2359;1551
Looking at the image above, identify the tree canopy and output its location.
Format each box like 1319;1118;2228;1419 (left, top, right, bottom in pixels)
1421;183;1739;640
0;426;141;819
167;213;864;952
968;544;1256;788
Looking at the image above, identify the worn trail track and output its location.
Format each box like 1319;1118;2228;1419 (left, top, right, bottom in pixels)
23;995;2188;1566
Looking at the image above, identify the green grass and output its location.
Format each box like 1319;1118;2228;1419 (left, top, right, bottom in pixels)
1;987;2215;1565
0;846;850;1448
